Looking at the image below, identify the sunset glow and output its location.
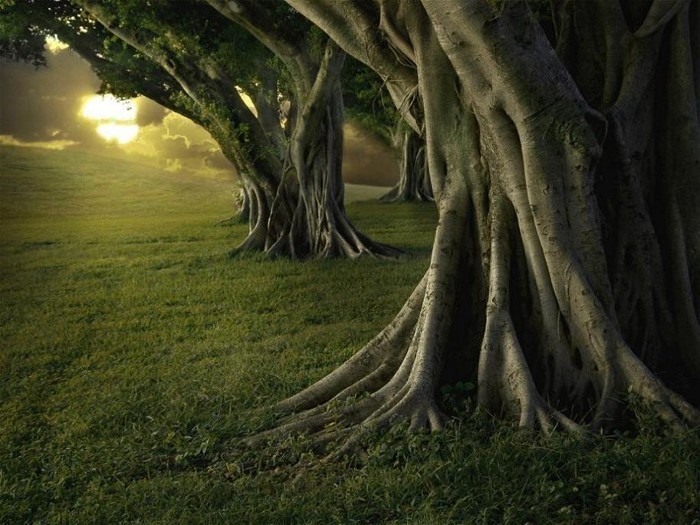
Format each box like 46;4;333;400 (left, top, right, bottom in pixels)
81;95;136;122
95;123;140;144
81;95;139;144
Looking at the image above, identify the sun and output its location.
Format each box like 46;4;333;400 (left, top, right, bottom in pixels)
80;95;139;144
81;95;136;121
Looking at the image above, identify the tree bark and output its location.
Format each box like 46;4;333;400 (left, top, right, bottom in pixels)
267;40;402;258
381;123;433;202
201;0;402;258
258;0;700;452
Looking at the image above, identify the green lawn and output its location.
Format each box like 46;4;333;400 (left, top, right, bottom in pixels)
1;145;699;524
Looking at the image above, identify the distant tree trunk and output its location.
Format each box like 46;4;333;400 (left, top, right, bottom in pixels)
251;0;700;453
381;123;433;202
268;41;402;258
203;0;401;259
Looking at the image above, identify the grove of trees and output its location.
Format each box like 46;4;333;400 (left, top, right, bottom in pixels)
2;0;700;454
2;0;403;259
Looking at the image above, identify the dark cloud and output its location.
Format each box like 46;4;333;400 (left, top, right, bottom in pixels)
0;48;102;146
135;98;167;127
204;149;234;171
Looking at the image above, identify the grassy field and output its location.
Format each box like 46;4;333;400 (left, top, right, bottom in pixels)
1;145;699;524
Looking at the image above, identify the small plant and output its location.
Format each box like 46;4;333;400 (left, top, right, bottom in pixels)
440;381;475;415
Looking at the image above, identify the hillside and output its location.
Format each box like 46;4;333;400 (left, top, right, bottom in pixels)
0;146;387;222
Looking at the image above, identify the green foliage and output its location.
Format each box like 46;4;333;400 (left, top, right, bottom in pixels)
102;0;275;100
0;1;47;66
441;381;476;414
98;35;167;99
343;56;398;145
2;146;699;524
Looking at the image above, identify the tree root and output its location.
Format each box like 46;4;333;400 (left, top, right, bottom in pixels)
244;174;469;457
477;190;583;433
233;0;700;463
247;371;449;462
617;347;700;431
272;273;427;415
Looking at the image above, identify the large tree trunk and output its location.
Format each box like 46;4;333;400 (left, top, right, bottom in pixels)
552;0;700;388
255;0;700;452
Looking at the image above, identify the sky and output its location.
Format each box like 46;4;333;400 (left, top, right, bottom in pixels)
0;41;398;186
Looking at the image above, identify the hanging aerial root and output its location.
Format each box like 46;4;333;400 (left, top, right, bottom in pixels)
490;96;700;431
327;211;406;259
489;110;591;400
479;314;582;434
477;191;582;433
634;0;688;38
228;183;274;256
264;196;405;260
534;225;700;431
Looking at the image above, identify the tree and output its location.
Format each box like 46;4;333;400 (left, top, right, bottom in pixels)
1;0;283;245
204;0;401;258
380;123;433;203
1;0;398;259
251;0;700;452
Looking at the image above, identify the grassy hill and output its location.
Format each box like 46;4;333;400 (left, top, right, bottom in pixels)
1;146;699;524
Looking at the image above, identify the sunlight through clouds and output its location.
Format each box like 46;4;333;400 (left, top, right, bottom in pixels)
80;94;140;144
95;123;140;144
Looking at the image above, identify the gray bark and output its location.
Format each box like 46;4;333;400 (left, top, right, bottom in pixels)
206;0;401;258
381;124;433;202
254;0;700;453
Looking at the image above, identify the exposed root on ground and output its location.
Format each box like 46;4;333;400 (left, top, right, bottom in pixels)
228;182;403;260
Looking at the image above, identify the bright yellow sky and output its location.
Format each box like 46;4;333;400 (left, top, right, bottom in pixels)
0;36;397;184
80;94;140;144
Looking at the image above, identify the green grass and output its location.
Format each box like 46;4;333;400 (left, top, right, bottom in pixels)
1;145;699;524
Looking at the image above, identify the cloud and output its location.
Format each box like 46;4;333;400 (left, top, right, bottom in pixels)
0;42;396;187
122;112;233;177
0;48;102;147
0;47;231;176
135;98;167;127
0;134;78;149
